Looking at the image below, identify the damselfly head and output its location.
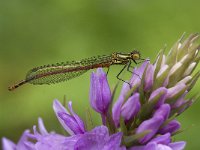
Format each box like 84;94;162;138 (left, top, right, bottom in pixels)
131;50;141;60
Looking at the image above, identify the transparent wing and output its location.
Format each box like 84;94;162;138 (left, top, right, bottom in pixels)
25;55;111;85
27;69;87;85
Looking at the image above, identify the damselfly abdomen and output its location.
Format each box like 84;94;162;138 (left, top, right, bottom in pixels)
8;50;144;91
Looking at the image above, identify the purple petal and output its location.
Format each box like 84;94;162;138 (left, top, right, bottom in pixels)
2;130;35;150
149;133;171;145
157;144;172;150
38;118;48;136
130;61;149;86
2;137;16;150
120;81;133;96
149;87;167;108
35;133;67;150
112;82;128;127
178;99;193;114
112;94;124;127
128;145;145;150
121;93;141;121
17;130;34;150
159;120;181;134
168;141;186;150
172;92;187;109
90;72;98;111
74;126;109;150
89;125;110;138
136;116;164;144
103;132;126;150
144;142;157;150
68;101;86;133
144;64;154;92
74;126;124;150
153;104;170;121
32;121;68;150
100;69;112;112
53;100;74;135
129;141;173;150
58;112;85;134
90;71;102;112
166;83;186;100
64;135;82;149
90;68;111;115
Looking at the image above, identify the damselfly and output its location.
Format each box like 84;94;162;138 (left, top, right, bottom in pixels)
8;50;146;91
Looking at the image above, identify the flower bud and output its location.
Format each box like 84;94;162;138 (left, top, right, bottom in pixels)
90;68;112;115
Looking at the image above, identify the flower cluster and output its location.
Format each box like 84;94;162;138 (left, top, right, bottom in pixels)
2;34;200;150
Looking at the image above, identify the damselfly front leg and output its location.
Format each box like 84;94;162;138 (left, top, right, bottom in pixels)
127;60;142;80
116;62;132;87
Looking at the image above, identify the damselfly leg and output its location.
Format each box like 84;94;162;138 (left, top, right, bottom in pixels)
116;58;147;87
106;67;110;76
127;60;141;80
116;62;132;88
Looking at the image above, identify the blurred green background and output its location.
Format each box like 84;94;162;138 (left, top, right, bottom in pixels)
1;0;200;149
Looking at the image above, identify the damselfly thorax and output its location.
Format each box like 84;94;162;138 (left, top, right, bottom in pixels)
8;50;145;91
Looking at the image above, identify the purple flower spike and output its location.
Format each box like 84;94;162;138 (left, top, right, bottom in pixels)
153;104;170;121
121;93;141;122
159;120;181;134
53;100;85;135
136;116;164;144
90;68;112;115
144;64;154;91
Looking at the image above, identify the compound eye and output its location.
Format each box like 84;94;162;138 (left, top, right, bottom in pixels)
132;53;140;60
